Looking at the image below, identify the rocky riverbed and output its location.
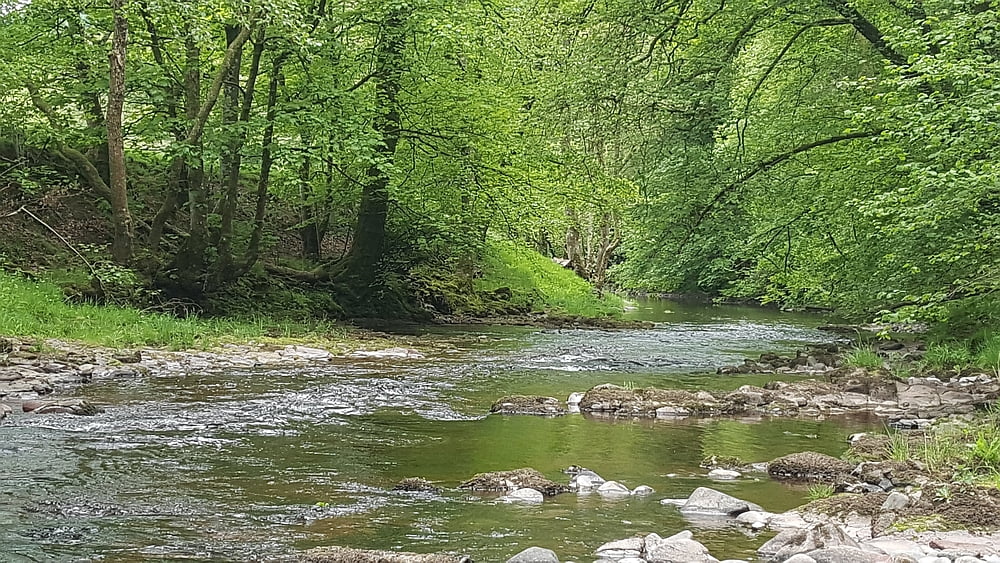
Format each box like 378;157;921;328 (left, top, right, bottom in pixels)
4;326;999;562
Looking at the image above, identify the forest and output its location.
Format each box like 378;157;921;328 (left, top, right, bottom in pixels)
0;0;997;334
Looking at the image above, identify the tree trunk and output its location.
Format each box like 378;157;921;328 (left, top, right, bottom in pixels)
565;208;588;278
242;56;285;272
298;139;322;260
340;10;407;286
106;0;134;264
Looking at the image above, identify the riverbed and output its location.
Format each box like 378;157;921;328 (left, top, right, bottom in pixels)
0;299;876;562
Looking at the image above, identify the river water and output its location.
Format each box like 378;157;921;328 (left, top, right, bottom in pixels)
0;299;875;562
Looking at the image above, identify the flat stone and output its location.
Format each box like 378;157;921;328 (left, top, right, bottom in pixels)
758;522;860;561
708;468;741;480
347;347;423;360
506;546;559;563
806;546;891;562
880;491;909;511
595;537;643;559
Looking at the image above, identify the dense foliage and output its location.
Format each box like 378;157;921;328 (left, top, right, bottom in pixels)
0;0;996;328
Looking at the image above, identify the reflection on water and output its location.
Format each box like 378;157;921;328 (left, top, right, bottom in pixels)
0;299;866;561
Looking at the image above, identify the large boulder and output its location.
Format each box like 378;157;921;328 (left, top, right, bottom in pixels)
675;487;762;516
459;468;569;496
757;522;859;561
506;547;558;563
301;546;470;562
578;384;711;417
767;452;854;481
490;396;566;416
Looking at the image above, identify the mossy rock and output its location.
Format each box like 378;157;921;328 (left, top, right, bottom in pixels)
459;468;569;496
767;451;854;481
489;395;566;416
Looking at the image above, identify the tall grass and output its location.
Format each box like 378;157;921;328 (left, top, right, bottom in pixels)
844;347;882;369
0;272;345;349
476;242;623;317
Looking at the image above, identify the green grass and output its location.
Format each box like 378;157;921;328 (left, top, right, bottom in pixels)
805;483;835;501
877;405;1000;486
0;272;351;349
844;347;883;369
475;241;623;318
923;341;973;370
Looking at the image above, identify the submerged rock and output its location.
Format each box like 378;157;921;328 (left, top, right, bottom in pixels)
348;347;425;360
506;547;558;563
489;395;566;416
459;468;569;496
392;478;440;493
767;452;854;482
302;546;470;562
22;398;101;416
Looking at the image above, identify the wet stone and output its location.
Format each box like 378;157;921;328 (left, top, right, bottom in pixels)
490;395;567;416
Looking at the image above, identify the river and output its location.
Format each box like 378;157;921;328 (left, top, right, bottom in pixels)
0;299;876;562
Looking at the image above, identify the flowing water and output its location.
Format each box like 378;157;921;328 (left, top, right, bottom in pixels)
0;299;877;562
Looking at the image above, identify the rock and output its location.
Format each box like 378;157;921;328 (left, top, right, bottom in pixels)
579;384;706;417
736;510;772;528
302;546;470;562
112;350;142;363
595;537;643;559
758;522;860;561
880;492;909;511
501;488;544;504
954;557;987;563
459;468;569;496
392;478;439;493
781;556;817;563
597;481;630;496
506;546;559;563
676;487;762;516
632;485;655;496
348;347;424;360
645;530;720;563
23;398;101;416
806;546;890;563
896;384;941;410
767;452;854;481
708;468;741;480
490;395;567;416
0;402;11;421
570;470;605;489
862;538;924;560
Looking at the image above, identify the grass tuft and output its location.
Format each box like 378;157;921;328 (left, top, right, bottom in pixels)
844;347;882;369
805;484;835;501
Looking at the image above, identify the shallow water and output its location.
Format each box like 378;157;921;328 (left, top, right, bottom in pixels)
0;299;875;562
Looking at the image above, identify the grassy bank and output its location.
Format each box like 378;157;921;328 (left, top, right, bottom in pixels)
474;242;623;317
0;272;349;349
